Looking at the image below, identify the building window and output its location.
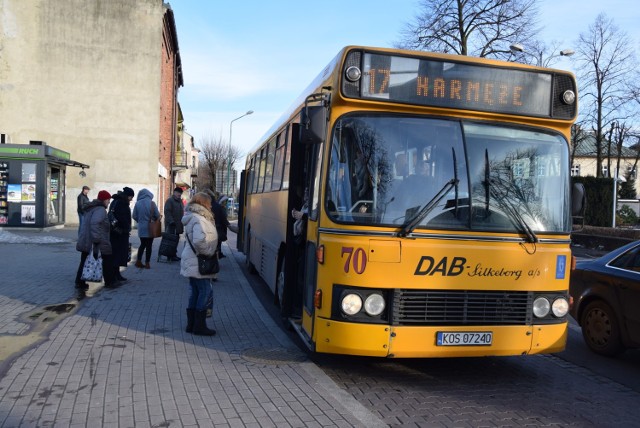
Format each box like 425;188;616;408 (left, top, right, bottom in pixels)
602;165;609;177
571;164;581;176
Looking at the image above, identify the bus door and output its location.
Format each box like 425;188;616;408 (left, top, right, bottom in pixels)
299;136;325;341
284;126;323;345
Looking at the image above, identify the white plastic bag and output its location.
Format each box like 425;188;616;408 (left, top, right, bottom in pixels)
81;253;103;282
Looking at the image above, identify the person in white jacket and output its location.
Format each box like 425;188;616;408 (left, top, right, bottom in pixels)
180;192;218;336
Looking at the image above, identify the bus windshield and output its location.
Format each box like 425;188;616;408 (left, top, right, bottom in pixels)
326;115;570;234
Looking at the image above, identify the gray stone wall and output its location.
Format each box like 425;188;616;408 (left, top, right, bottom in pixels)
0;0;166;222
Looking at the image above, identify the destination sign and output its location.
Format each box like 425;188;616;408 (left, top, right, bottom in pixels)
358;53;554;117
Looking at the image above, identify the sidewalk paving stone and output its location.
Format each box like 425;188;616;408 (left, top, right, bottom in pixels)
0;227;386;427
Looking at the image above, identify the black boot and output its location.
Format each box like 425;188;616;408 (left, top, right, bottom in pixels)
186;309;195;333
193;310;216;336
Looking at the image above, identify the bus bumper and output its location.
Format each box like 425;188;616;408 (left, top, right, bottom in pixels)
314;319;567;358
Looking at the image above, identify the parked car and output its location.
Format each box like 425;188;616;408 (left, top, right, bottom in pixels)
570;240;640;356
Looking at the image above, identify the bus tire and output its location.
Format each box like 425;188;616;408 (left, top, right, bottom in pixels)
245;229;257;274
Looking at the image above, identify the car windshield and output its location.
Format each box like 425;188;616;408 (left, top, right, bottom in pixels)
325;115;570;233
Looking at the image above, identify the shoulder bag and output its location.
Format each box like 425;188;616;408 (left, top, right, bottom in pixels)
185;232;219;275
149;202;162;238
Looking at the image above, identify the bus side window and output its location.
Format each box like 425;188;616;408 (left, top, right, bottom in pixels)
264;138;276;192
247;157;256;194
282;124;292;190
257;146;267;193
272;130;287;191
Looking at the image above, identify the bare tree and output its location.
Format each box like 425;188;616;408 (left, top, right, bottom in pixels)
575;13;636;178
396;0;539;59
197;134;243;193
570;122;590;170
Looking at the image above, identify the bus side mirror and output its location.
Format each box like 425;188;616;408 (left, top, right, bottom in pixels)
572;182;586;217
299;92;330;145
299;105;327;145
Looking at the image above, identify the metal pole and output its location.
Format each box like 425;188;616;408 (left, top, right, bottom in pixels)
612;168;618;228
227;110;254;200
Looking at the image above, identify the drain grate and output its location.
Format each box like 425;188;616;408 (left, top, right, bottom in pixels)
240;347;307;365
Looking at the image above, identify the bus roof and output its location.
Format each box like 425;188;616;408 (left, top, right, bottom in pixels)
249;45;576;155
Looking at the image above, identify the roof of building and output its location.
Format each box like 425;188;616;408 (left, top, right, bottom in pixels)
573;134;638;158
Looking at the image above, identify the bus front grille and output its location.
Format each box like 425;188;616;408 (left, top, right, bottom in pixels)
392;290;532;326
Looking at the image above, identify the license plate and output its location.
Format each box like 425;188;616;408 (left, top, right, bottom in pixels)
436;331;493;346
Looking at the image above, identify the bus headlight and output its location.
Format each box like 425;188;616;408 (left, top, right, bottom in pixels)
345;66;361;82
364;294;385;316
533;297;551;318
562;90;576;105
552;297;569;317
341;293;362;315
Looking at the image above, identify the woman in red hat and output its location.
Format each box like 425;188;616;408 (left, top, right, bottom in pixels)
75;190;119;289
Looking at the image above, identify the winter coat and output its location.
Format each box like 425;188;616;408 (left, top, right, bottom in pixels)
77;192;89;215
211;199;229;241
109;192;132;267
180;202;218;279
76;200;112;255
132;188;160;238
164;195;184;234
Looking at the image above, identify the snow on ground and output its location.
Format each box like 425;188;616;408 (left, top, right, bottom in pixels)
0;230;71;244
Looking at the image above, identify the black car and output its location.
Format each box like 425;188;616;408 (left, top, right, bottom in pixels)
570;240;640;356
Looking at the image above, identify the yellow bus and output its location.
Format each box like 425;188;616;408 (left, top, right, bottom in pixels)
238;46;580;358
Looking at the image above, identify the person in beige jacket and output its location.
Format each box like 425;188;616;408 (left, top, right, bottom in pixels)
180;192;218;336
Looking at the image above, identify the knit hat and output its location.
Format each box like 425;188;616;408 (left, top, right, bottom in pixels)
122;187;135;198
173;187;183;194
97;190;111;201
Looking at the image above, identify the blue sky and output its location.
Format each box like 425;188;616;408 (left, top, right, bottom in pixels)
170;0;640;167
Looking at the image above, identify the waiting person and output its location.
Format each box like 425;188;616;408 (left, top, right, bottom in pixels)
109;187;134;282
289;187;309;317
180;192;218;336
291;188;309;243
77;185;90;234
206;190;230;258
75;190;119;289
164;187;184;261
132;188;160;269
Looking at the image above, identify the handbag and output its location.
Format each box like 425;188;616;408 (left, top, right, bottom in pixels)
108;201;124;234
185;232;219;275
81;253;103;282
149;203;162;238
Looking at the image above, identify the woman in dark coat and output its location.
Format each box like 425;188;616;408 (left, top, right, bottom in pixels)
109;187;134;281
75;190;118;289
206;190;230;258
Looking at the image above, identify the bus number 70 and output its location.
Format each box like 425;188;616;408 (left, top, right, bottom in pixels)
341;247;367;274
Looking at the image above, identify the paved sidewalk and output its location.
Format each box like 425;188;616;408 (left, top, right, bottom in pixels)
0;227;385;427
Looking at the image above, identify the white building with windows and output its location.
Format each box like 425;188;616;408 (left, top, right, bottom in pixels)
571;135;639;196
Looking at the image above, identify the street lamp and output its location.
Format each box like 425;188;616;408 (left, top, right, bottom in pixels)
509;43;574;67
227;110;254;198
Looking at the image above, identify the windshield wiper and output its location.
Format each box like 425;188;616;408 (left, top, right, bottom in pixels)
484;149;490;215
489;183;538;244
396;178;458;237
452;148;459;216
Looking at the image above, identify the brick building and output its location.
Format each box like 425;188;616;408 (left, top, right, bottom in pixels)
0;0;184;225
